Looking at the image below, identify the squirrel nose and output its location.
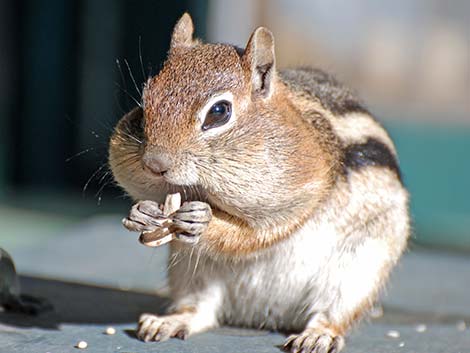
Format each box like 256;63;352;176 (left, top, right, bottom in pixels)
142;152;171;176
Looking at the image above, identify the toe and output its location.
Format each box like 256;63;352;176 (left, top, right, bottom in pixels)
284;333;309;353
312;334;332;353
301;335;319;353
328;336;345;353
172;219;208;235
137;200;163;217
137;314;160;341
284;330;344;353
136;313;191;343
174;328;189;340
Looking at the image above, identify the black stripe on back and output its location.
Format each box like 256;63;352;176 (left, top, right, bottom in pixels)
344;138;402;182
280;68;369;115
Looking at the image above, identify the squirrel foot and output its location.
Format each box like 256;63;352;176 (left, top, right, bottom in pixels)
123;200;165;233
137;313;192;342
283;328;345;353
171;201;212;243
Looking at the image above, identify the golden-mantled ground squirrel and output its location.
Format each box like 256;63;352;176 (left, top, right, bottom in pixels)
109;13;409;353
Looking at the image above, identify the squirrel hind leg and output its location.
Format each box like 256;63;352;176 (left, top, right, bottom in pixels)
283;233;401;352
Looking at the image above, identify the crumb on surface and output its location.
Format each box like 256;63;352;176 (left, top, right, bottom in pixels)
105;327;116;335
76;340;88;349
386;330;400;339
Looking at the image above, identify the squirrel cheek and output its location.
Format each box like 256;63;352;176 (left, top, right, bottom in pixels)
164;159;199;186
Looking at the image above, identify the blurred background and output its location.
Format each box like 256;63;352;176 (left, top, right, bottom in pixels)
0;0;469;254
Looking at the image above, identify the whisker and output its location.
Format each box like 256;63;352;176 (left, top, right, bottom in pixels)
110;154;141;170
66;147;95;162
114;82;142;108
186;247;195;278
124;58;142;97
168;251;183;271
96;170;112;191
192;247;202;280
123;124;143;144
95;172;114;205
115;192;132;200
119;130;142;145
82;163;108;194
119;157;142;175
138;36;146;81
116;58;131;108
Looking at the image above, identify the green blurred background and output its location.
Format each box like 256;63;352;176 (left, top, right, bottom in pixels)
0;0;469;252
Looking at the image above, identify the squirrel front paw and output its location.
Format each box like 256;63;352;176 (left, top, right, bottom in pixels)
283;328;345;353
170;201;212;243
122;200;165;233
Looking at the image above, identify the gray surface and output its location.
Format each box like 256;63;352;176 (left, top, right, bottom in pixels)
1;216;470;352
2;322;469;353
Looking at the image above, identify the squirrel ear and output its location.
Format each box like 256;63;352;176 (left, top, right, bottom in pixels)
243;27;276;99
170;13;195;50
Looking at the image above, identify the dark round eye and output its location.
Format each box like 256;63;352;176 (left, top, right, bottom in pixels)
202;100;232;131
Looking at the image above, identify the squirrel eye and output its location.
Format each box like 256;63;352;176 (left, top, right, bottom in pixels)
202;100;232;131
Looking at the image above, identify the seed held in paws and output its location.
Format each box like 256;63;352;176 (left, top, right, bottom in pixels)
138;193;181;247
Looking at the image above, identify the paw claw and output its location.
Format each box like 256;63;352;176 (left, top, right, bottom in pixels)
123;201;166;233
170;201;212;240
175;328;189;340
283;329;344;353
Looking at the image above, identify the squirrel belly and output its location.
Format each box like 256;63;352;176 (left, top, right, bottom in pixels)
168;159;409;334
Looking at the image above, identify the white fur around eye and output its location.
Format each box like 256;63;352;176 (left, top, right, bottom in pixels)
198;91;236;137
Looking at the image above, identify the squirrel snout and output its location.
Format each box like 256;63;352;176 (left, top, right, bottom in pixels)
142;152;171;177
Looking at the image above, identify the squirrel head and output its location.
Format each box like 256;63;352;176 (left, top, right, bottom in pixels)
110;14;337;225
